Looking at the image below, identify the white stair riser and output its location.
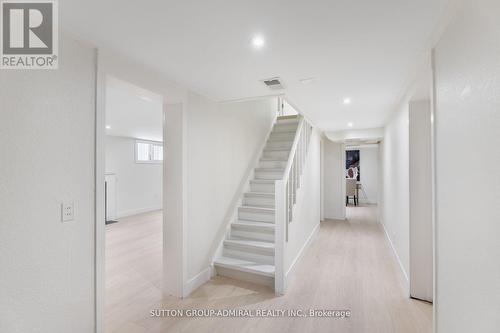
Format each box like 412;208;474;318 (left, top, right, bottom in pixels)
259;160;287;168
276;119;299;125
223;247;275;264
215;266;274;287
266;141;293;149
250;182;274;193
238;209;275;223
263;150;290;159
255;172;282;180
274;124;298;132
269;132;296;140
243;196;275;207
267;136;295;143
231;228;275;242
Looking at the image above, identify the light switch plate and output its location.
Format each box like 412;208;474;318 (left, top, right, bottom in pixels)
61;202;74;222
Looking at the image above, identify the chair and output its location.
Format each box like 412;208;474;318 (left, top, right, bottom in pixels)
346;179;358;206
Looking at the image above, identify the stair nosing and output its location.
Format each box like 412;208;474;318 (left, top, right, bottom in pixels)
267;137;295;142
225;238;275;249
270;130;296;134
255;168;285;172
244;192;275;197
233;220;275;227
260;157;288;161
239;205;275;212
274;123;298;127
236;217;275;224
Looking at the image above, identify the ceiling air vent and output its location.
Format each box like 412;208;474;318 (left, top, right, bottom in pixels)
262;77;284;90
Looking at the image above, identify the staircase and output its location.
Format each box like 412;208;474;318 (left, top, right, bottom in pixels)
213;115;300;287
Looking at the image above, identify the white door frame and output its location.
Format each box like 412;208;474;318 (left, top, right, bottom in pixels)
94;52;185;333
94;53;105;333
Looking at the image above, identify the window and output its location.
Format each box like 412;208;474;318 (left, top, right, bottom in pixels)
135;140;163;163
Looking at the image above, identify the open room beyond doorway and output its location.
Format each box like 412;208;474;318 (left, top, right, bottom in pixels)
103;75;164;332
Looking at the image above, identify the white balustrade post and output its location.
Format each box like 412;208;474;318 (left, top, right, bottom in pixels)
275;179;286;295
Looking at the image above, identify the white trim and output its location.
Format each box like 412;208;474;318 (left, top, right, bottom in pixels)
320;139;324;221
94;48;105;333
183;267;212;298
381;221;410;288
341;143;347;219
116;206;162;219
285;222;320;281
430;47;438;333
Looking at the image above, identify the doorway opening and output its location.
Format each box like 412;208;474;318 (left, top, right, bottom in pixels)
103;75;164;331
345;145;379;208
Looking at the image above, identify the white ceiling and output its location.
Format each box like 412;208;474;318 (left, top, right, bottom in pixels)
62;0;449;131
105;76;163;142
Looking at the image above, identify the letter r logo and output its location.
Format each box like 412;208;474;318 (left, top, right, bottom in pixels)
2;1;53;54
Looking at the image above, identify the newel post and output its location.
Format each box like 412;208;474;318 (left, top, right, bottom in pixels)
275;179;286;295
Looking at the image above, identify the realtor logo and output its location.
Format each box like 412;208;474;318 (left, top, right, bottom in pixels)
1;0;58;69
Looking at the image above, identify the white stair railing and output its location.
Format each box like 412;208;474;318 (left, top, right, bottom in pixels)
274;114;313;295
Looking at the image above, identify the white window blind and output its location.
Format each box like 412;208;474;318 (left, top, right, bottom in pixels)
135;140;163;163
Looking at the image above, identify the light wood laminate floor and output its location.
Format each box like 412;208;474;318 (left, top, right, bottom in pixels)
105;206;432;333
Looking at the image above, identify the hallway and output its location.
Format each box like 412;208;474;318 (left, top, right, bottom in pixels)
105;206;431;333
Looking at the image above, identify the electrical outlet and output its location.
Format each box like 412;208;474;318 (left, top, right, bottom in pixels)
61;202;74;222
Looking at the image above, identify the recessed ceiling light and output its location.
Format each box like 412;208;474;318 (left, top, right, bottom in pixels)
106;125;111;129
343;98;351;105
251;35;265;49
347;122;354;128
140;95;152;102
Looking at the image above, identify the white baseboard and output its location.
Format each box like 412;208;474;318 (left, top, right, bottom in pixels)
380;222;409;287
116;205;162;219
183;267;211;298
285;223;320;280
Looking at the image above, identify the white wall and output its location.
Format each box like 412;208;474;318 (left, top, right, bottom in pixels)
433;1;500;331
322;139;346;219
379;78;434;303
0;35;96;333
325;127;384;142
185;93;276;281
105;136;162;217
349;146;379;204
163;103;187;298
409;100;433;302
380;103;410;281
285;129;322;273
